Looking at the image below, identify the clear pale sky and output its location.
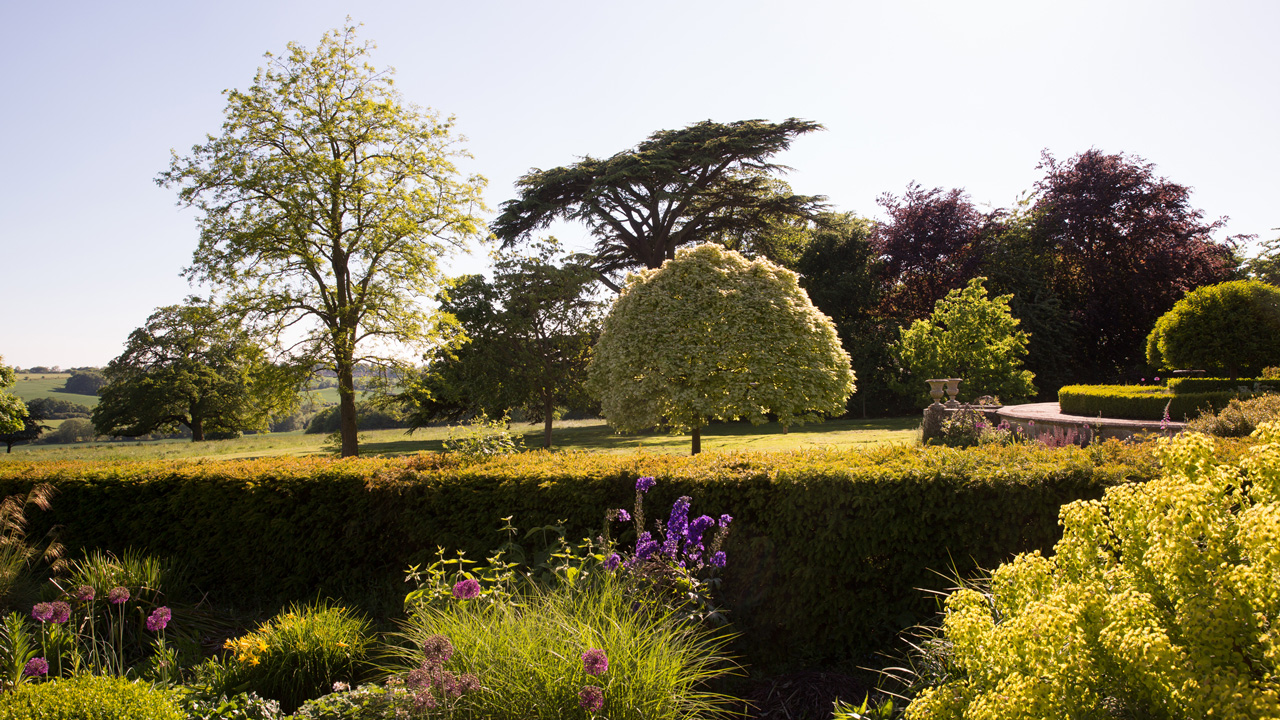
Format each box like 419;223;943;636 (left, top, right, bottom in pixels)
3;0;1277;368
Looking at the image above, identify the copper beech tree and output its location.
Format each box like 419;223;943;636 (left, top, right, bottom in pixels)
160;24;485;456
587;245;854;454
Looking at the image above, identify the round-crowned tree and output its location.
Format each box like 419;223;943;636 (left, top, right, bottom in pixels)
1146;279;1280;380
586;244;855;454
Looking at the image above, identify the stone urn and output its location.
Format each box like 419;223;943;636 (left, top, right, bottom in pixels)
925;379;948;405
944;378;962;407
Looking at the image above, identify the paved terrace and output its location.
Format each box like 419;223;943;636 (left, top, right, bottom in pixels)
997;402;1186;441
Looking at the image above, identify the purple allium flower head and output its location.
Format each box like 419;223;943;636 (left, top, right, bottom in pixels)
146;606;172;632
23;657;48;677
603;553;621;571
578;685;605;713
687;515;715;547
413;690;438;711
711;551;727;568
719;513;733;529
635;476;655;493
460;673;481;692
422;635;454;667
582;648;608;676
452;578;481;600
108;586;130;605
31;602;53;623
50;601;71;624
75;585;95;603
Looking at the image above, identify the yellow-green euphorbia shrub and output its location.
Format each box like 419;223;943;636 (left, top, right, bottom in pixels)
908;425;1280;719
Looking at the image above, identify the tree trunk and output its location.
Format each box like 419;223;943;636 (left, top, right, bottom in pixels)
191;416;205;442
337;359;359;457
691;426;701;455
543;394;554;449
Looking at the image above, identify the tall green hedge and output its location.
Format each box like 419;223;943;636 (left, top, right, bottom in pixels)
1058;384;1239;420
0;445;1157;667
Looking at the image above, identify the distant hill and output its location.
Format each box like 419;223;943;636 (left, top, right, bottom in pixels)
13;373;101;408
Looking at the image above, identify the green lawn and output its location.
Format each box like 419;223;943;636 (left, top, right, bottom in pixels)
11;373;100;407
0;417;920;462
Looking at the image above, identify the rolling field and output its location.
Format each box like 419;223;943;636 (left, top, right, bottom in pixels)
0;417;920;461
11;373;100;407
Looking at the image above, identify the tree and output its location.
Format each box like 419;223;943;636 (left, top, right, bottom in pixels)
61;370;106;396
873;184;997;322
892;277;1036;406
1025;149;1237;383
159;23;486;457
403;241;603;448
0;357;28;435
1146;280;1280;380
792;213;906;416
1;403;47;453
1243;234;1280;286
491;119;825;290
587;244;855;454
92;304;303;441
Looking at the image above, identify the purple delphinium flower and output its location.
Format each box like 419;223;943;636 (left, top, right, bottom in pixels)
635;532;660;561
422;635;454;667
663;496;692;557
31;602;53;623
579;685;605;713
75;585;95;603
581;648;608;676
146;606;172;632
108;586;130;605
452;578;481;600
608;508;631;523
635;476;655;493
719;514;733;528
50;601;71;624
711;551;727;568
23;657;48;677
687;515;715;548
603;553;621;571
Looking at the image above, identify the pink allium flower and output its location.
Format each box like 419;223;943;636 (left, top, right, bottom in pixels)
75;585;95;602
452;578;480;600
50;601;71;624
23;657;48;677
582;648;608;676
108;586;130;605
31;602;53;622
579;685;605;713
146;606;171;632
422;634;454;667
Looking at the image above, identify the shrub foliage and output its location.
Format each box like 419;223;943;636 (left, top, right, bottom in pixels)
906;426;1280;719
1058;384;1239;421
0;444;1155;666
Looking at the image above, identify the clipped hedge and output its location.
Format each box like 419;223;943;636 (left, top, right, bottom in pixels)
0;675;183;720
0;444;1157;667
1167;376;1277;394
1058;385;1239;420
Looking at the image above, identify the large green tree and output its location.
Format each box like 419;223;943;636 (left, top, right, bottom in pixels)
1146;280;1280;380
159;23;486;457
92;304;303;441
491;119;825;290
587;244;854;454
0;357;28;435
892;277;1036;406
404;241;603;448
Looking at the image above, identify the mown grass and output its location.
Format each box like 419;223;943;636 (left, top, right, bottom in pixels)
0;417;920;462
10;373;99;407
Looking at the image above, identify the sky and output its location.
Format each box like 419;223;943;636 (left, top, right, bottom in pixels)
2;0;1277;369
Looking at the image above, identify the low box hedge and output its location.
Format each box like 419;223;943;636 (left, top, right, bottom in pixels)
1167;377;1277;394
0;443;1157;667
1058;385;1240;420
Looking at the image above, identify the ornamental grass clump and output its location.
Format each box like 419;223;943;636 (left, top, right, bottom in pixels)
391;575;737;720
218;600;373;712
904;424;1280;719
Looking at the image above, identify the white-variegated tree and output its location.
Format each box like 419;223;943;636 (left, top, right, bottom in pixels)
587;244;855;454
